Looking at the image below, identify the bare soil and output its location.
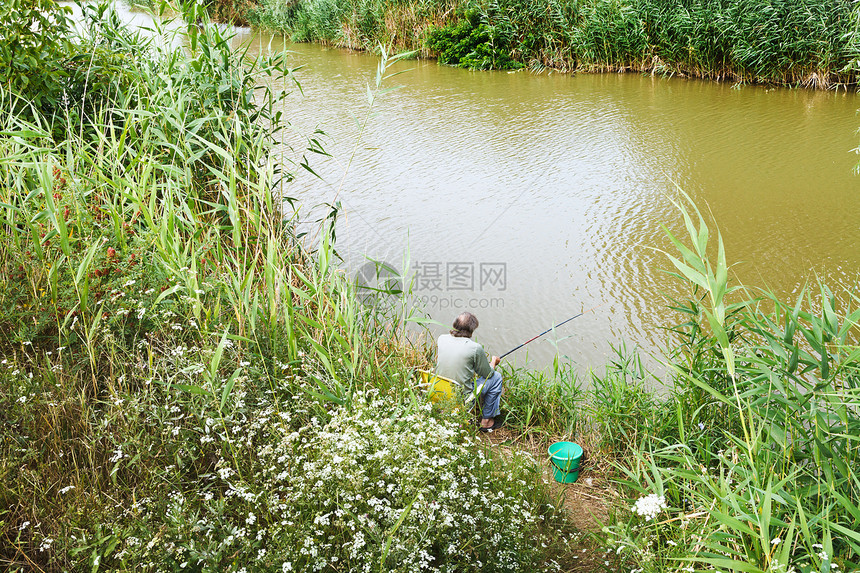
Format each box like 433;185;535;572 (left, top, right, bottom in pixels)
479;427;622;572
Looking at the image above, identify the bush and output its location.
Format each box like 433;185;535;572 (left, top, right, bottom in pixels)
0;0;74;112
425;9;525;69
99;393;550;571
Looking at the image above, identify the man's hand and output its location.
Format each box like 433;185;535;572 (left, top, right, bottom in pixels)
491;356;501;369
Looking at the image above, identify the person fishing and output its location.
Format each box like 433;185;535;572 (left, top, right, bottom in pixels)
435;312;504;432
433;304;605;432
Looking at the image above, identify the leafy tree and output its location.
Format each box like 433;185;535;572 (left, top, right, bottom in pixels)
0;0;74;110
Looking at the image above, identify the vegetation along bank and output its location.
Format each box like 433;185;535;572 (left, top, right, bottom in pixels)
2;1;859;571
218;0;860;87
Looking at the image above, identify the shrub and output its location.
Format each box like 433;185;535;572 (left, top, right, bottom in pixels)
425;9;525;69
104;393;551;571
0;0;74;112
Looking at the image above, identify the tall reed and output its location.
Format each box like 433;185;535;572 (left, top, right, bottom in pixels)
597;193;860;571
249;0;860;86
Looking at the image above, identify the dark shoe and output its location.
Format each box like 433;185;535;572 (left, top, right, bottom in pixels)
478;418;503;433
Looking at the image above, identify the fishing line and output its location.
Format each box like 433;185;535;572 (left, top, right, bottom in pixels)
499;301;608;360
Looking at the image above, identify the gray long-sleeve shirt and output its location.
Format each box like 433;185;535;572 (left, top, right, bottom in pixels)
435;334;494;389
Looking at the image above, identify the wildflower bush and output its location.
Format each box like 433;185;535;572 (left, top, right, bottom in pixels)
102;393;549;571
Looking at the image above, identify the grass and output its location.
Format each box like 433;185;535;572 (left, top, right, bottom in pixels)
496;193;860;571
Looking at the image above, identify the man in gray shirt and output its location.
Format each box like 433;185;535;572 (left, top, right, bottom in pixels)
435;312;504;431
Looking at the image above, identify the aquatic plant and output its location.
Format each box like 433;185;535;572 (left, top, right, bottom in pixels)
498;191;860;570
595;195;860;571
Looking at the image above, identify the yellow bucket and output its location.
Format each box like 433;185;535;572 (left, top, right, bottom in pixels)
417;370;458;403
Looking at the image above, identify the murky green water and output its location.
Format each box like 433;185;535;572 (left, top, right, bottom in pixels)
111;5;860;372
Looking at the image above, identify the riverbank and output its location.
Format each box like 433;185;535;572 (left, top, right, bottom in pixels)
2;3;859;572
236;0;860;88
0;5;586;570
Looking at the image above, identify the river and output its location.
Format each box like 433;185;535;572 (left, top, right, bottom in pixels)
104;4;860;374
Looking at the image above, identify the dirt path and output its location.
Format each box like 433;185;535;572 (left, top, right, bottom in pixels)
480;428;621;571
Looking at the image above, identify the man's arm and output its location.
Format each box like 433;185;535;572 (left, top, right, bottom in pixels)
474;346;496;379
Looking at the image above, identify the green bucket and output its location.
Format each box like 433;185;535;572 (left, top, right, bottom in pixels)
548;441;583;483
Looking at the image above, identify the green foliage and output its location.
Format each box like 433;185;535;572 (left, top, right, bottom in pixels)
0;1;150;136
493;191;860;570
425;9;525;69
587;344;668;455
596;194;860;571
253;0;860;85
502;362;582;435
204;0;258;26
0;0;74;108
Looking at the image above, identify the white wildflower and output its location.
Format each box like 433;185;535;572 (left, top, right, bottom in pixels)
632;493;667;521
110;446;125;463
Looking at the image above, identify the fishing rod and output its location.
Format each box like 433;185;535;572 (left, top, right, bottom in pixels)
499;301;608;360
